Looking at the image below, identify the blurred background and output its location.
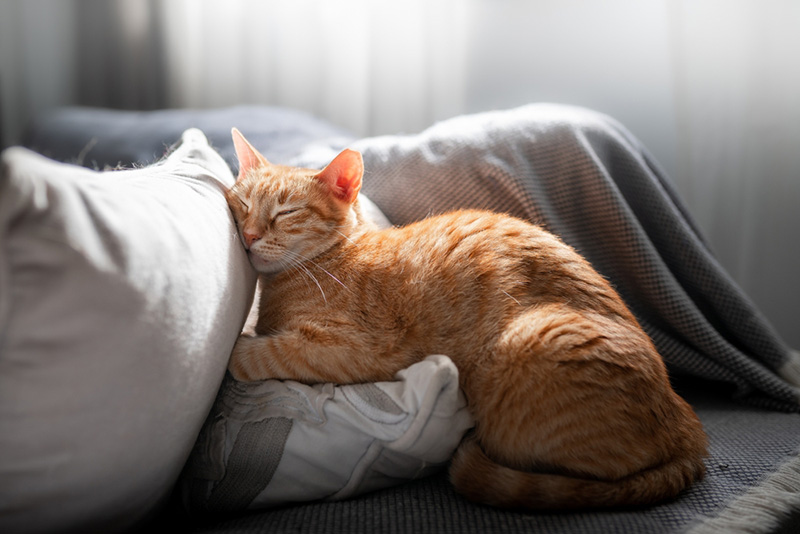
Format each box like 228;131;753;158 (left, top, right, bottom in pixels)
1;0;798;348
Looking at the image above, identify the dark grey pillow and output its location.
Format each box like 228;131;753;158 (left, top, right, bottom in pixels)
24;105;356;170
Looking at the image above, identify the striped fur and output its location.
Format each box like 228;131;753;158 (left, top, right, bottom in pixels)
224;128;708;510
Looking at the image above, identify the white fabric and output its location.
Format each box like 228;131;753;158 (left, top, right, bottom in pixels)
358;193;392;230
0;129;257;533
182;355;475;512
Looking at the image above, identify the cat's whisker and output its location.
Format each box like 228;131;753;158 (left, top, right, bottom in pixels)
501;290;521;306
285;249;352;293
284;254;328;304
302;268;328;304
283;259;311;288
333;229;356;245
308;261;351;292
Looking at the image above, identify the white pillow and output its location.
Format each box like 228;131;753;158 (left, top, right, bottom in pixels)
0;129;257;533
181;355;474;514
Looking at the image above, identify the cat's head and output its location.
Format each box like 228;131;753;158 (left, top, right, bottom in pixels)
226;128;364;274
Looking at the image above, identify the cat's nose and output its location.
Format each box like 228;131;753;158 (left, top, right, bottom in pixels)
243;232;260;248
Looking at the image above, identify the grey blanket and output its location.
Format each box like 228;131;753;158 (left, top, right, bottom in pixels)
25;104;800;533
304;104;800;414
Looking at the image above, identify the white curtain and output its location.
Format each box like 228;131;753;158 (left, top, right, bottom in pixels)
0;0;78;147
1;0;798;347
665;0;800;345
157;0;469;137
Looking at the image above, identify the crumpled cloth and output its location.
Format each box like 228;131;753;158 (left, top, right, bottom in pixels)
181;355;474;514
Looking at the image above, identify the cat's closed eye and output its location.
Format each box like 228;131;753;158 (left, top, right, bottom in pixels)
236;197;251;213
276;208;301;218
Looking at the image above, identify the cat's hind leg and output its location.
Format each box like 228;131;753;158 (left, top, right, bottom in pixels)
467;303;674;477
451;303;707;509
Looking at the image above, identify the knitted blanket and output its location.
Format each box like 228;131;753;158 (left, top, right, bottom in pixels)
328;104;800;413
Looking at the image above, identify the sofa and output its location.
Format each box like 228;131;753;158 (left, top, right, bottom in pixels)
2;104;799;533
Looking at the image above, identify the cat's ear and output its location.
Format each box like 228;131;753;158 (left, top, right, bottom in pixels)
232;127;270;181
316;149;363;204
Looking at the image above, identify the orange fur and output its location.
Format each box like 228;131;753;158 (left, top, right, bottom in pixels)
225;128;708;510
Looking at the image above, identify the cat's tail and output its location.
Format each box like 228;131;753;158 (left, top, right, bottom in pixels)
449;434;705;510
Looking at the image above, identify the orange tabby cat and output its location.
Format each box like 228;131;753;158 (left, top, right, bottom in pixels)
225;128;708;510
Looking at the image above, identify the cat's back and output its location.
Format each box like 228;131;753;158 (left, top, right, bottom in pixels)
345;210;543;299
365;209;555;271
382;208;539;245
360;209;616;311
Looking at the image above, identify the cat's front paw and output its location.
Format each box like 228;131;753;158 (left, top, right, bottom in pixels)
228;335;272;382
